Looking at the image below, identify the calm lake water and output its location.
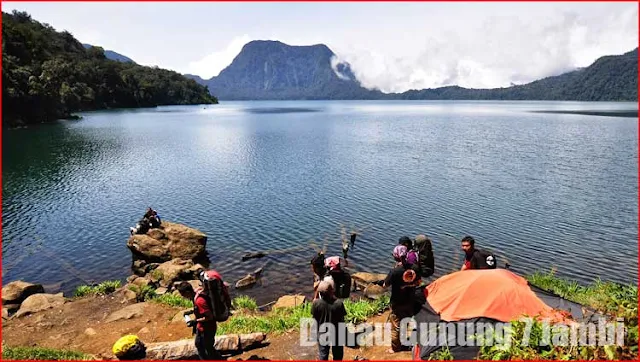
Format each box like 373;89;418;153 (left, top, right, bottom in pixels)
2;100;638;304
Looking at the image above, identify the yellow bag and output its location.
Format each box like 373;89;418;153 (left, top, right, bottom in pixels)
112;335;141;358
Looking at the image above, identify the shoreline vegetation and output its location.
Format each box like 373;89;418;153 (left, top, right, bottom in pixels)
2;270;637;360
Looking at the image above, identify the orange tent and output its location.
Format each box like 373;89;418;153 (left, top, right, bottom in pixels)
426;269;571;323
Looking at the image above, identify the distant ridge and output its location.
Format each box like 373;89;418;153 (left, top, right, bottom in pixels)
191;41;637;102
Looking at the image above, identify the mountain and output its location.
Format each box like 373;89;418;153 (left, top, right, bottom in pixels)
398;48;638;101
196;40;637;101
201;40;386;100
82;43;135;63
2;11;217;127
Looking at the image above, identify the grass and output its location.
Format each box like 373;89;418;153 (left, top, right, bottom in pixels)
73;280;121;297
473;269;638;360
216;295;390;336
127;284;157;302
526;269;638;319
232;295;258;311
2;346;92;360
151;293;194;308
344;295;390;324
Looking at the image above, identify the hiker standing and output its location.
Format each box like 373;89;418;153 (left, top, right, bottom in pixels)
380;245;421;353
312;280;347;360
177;282;223;360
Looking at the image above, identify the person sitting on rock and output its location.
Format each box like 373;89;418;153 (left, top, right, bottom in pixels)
129;217;151;236
143;207;155;219
144;207;161;228
149;210;161;228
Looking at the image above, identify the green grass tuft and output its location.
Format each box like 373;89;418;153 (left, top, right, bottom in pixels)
216;295;389;336
151;293;194;308
344;295;390;324
232;295;258;311
2;346;92;360
73;280;121;297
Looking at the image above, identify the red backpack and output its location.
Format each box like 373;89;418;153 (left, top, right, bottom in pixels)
198;270;232;322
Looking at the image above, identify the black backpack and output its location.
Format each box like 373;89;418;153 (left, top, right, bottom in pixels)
474;249;497;269
199;270;232;322
414;237;435;278
328;270;352;299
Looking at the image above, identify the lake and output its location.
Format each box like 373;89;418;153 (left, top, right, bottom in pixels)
2;100;637;304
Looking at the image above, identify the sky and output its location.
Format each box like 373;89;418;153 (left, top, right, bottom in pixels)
2;1;637;93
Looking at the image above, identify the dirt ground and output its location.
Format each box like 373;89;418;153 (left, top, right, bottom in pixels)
2;294;412;360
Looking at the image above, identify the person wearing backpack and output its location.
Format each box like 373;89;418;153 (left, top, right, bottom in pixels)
460;235;497;270
177;281;223;360
375;245;421;353
312;280;347;360
413;234;435;278
323;256;352;299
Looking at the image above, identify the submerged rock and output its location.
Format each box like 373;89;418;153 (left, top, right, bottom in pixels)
242;252;267;261
235;267;263;289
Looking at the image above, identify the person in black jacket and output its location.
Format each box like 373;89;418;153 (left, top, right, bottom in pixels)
379;245;421;353
312;280;347;360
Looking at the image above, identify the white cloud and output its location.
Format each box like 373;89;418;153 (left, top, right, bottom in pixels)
332;6;638;92
184;35;253;79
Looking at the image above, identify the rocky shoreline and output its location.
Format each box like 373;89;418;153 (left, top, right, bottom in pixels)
2;220;389;324
1;221;398;360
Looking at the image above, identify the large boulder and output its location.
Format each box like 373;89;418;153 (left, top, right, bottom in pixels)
2;281;45;305
151;259;195;287
127;221;207;262
15;293;65;318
